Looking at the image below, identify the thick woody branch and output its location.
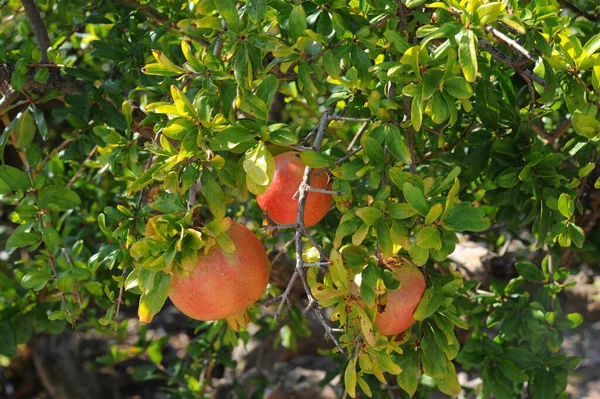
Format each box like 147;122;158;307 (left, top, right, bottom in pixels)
0;90;20;116
478;39;550;89
0;64;85;97
21;0;51;63
272;104;343;354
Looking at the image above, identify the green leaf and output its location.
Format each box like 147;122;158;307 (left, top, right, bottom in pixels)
416;226;442;250
344;358;357;398
530;369;555;399
0;165;30;191
138;272;171;323
201;170;227;219
355;207;382;226
329;249;349;290
323;50;341;79
12;108;36;149
299;150;334;168
21;270;51;291
396;347;420;397
243;141;275;195
443;204;490;232
413;284;441;321
515;261;545;282
247;0;266;24
151;50;186;74
30;104;48;141
362;137;386;165
498;359;528;383
402;182;430;216
215;0;242;32
351;45;371;84
289;5;307;41
558;193;574;218
411;95;423;131
435;360;461;396
388;202;418;219
163;118;197;140
459;29;478;82
571;105;600;139
443;76;473;99
170;85;196;118
38;186;81;211
256;74;279;107
385;126;412;164
6;231;39;250
476;2;504;25
425;203;443;224
298;63;318;94
376;220;393;257
421;324;448;377
42;227;63;253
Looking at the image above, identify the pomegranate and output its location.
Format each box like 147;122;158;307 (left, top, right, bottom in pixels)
256;152;331;227
169;221;269;330
375;262;426;335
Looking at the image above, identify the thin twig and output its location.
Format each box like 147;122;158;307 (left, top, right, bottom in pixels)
329;115;372;123
336;145;363;166
398;0;416;174
484;26;535;62
263;223;297;231
370;14;392;29
66;145;98;188
213;20;227;57
21;0;51;63
478;39;550;89
35;138;75;172
304;185;345;196
346;121;369;151
557;0;598;21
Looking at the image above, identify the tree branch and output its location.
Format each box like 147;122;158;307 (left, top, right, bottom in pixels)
531;119;572;142
478;39;550;89
0;64;85;97
557;0;598;21
271;104;343;354
21;0;51;63
398;0;416;174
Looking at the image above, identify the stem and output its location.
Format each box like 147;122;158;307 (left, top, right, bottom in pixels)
21;0;51;63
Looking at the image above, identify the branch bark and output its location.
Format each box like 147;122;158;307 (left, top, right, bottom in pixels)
21;0;51;63
0;64;85;97
478;39;550;89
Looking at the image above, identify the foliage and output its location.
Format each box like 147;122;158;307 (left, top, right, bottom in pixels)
0;0;599;397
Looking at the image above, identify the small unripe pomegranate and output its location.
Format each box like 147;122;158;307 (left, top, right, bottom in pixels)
169;221;269;329
256;152;331;227
375;262;426;335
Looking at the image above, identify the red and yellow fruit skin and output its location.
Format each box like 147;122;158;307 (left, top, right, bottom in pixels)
375;263;426;336
256;152;331;227
168;222;269;321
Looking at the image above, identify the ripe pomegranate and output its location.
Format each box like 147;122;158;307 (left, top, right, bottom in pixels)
256;152;331;227
375;261;426;335
169;221;269;330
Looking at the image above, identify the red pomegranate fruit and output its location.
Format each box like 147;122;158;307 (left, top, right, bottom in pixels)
256;152;331;227
168;221;269;330
375;262;426;335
